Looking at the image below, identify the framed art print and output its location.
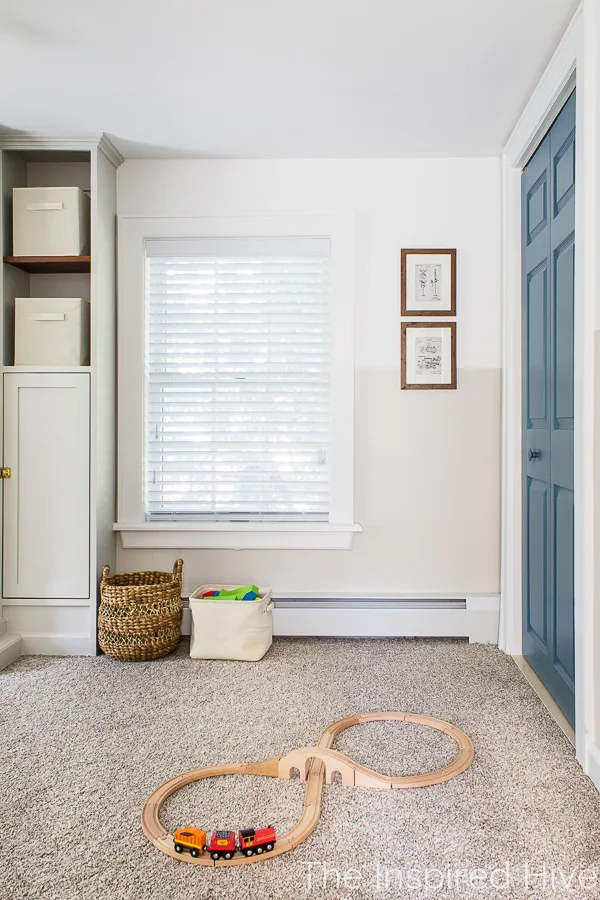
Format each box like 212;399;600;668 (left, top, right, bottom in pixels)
401;322;456;390
401;248;456;316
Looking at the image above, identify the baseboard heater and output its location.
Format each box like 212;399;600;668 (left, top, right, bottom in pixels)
181;594;499;645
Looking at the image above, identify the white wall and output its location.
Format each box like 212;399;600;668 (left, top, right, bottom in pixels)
117;158;502;598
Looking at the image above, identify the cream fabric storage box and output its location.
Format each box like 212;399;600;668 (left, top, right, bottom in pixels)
189;584;273;661
15;298;90;366
13;187;91;257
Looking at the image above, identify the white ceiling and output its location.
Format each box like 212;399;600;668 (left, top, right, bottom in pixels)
0;0;578;159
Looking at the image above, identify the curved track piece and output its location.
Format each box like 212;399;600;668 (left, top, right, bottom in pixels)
141;711;474;867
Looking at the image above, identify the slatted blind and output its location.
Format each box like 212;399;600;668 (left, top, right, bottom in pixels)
145;237;332;522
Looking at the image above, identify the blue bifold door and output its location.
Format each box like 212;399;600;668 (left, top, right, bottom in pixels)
522;90;575;727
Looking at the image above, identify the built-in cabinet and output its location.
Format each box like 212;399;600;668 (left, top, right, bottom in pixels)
0;134;122;662
3;373;90;599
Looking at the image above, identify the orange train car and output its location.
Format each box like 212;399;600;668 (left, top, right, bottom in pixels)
173;826;207;857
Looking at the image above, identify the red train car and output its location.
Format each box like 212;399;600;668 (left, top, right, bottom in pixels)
237;825;276;857
208;830;236;860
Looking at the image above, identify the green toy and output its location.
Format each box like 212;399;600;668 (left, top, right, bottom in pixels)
201;585;260;601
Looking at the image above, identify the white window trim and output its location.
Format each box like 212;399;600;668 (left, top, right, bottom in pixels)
115;213;360;550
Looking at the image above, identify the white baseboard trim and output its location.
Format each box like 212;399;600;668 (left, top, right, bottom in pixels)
0;598;91;607
512;655;575;746
20;633;92;655
182;595;500;644
586;743;600;794
0;632;22;670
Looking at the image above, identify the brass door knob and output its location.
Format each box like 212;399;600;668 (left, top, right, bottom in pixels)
0;467;12;479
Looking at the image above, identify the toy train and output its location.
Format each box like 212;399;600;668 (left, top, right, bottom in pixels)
173;825;277;860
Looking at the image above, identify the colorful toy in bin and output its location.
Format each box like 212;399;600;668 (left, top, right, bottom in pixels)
201;584;259;601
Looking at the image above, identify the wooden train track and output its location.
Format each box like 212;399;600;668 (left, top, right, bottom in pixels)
141;711;474;867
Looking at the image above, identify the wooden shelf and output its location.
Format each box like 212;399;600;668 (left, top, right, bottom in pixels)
3;256;91;274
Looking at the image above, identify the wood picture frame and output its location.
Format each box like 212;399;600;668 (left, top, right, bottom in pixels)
401;321;457;390
401;248;456;316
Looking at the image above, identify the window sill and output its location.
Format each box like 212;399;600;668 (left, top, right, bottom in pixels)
113;522;362;550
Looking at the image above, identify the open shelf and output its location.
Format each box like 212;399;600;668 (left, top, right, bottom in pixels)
3;256;91;274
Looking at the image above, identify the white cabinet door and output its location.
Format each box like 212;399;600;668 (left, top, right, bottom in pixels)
3;373;90;598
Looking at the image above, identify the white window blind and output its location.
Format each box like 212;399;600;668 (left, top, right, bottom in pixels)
145;237;332;522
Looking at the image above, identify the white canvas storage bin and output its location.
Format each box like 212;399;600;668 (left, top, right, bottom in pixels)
189;584;273;661
13;187;91;256
15;297;90;366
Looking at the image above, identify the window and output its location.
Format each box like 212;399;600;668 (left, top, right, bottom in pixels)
116;215;358;549
145;238;331;522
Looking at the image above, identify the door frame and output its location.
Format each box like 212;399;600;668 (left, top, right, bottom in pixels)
500;3;600;787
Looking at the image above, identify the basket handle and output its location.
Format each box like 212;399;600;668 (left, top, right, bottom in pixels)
101;565;111;583
173;558;184;585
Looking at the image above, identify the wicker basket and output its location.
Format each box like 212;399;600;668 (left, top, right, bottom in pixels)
98;559;184;662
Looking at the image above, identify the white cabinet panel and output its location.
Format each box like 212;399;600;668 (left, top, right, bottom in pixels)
3;373;90;598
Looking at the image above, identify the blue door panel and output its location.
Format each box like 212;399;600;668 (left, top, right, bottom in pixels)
526;264;548;426
554;128;575;216
522;90;575;728
526;478;548;647
554;486;575;685
553;238;575;427
527;172;548;243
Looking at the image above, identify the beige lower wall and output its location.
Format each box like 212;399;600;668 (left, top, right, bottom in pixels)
117;367;501;597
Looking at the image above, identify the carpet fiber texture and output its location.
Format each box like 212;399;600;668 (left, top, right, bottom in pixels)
1;638;600;900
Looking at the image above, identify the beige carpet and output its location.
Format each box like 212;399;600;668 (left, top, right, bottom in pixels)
1;638;600;900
